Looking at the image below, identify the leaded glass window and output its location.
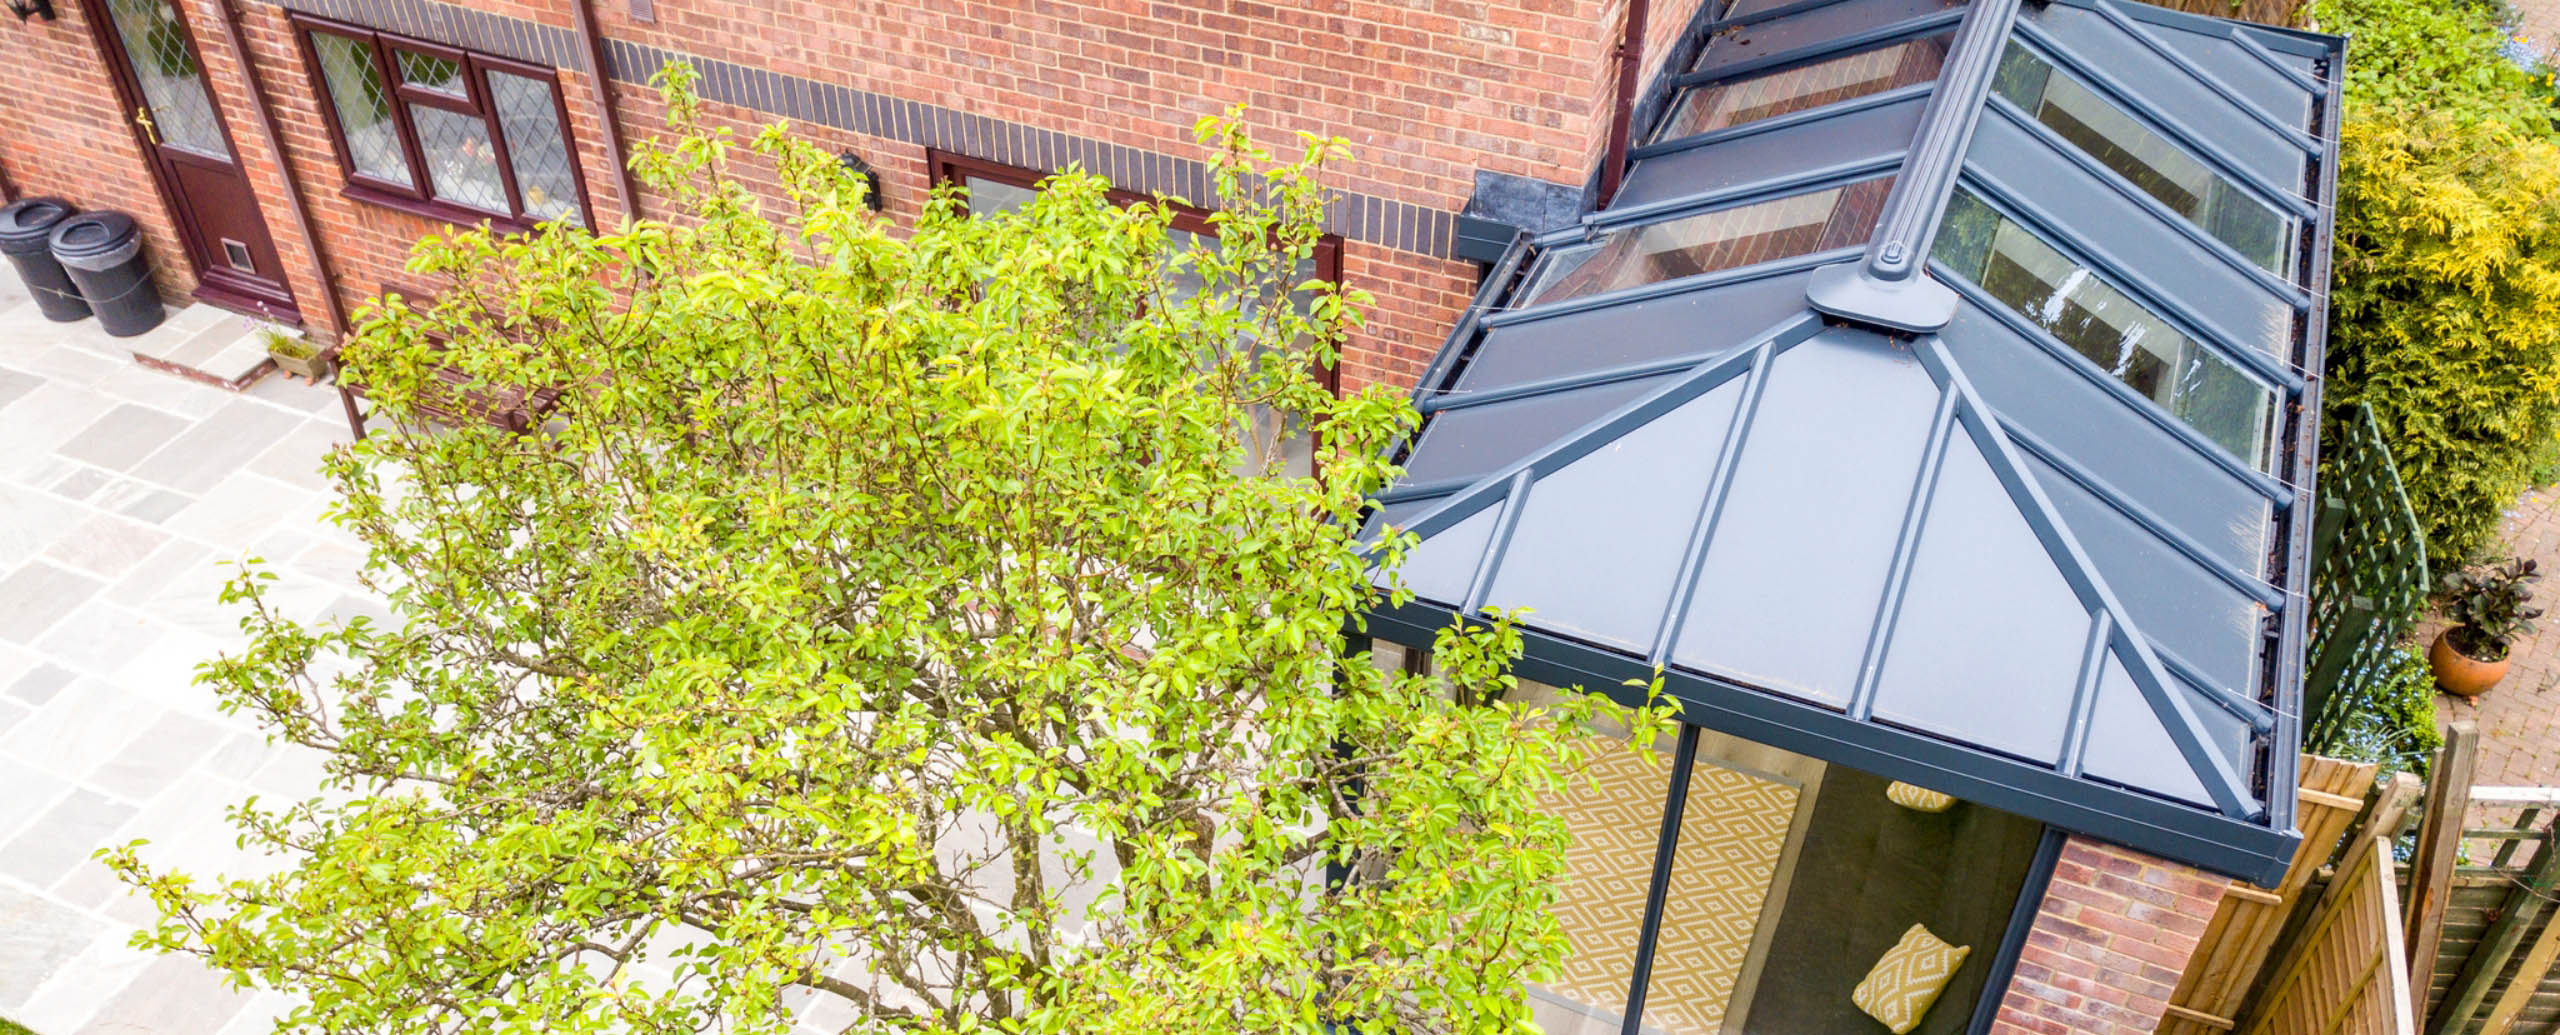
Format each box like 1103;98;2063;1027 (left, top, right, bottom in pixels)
1990;43;2293;272
1933;189;2275;469
295;18;588;229
101;0;230;159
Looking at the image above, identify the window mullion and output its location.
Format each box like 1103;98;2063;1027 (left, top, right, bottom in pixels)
373;36;434;202
462;57;527;218
1618;722;1700;1035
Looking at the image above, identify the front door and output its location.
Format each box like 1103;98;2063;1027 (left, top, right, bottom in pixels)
84;0;300;323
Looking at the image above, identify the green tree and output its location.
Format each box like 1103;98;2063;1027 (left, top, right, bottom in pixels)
108;71;1664;1035
2304;0;2560;564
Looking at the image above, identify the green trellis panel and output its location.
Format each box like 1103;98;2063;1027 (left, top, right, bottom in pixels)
2303;403;2430;748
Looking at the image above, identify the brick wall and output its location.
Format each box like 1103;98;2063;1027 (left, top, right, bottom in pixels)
0;0;1675;396
1990;837;2232;1035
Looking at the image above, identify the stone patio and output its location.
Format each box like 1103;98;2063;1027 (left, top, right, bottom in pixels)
0;266;368;1035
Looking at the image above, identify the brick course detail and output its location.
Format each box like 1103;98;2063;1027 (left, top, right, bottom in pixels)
1989;837;2232;1035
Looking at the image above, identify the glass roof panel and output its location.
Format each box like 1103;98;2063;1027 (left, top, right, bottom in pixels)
1522;178;1892;308
1932;189;2277;470
2019;2;2306;191
1484;380;1751;651
1394;500;1500;607
2142;19;2314;127
1616;98;1922;210
2080;655;2259;809
1652;33;1950;144
1671;331;1944;708
1403;377;1668;486
1460;272;1813;393
1989;41;2293;273
1935;303;2270;574
1694;0;1967;77
1871;428;2091;764
1964;115;2293;357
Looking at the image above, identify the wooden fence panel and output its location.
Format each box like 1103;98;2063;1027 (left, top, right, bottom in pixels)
2162;757;2384;1035
2244;834;2415;1035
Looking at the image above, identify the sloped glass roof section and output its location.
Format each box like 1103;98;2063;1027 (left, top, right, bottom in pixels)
1367;0;2342;886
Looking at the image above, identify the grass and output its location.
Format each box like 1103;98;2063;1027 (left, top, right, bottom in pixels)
1;1017;36;1035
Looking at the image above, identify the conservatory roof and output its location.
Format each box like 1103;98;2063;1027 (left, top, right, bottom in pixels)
1363;0;2343;886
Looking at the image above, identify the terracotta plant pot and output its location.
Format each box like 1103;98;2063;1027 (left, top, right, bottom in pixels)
2431;628;2511;699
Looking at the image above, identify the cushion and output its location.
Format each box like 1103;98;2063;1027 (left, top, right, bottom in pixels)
1886;781;1957;813
1851;924;1971;1034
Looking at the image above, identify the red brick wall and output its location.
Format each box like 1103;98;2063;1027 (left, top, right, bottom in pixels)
1990;837;2232;1035
0;0;1652;395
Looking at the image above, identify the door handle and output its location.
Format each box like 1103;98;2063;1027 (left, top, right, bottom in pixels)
132;105;157;147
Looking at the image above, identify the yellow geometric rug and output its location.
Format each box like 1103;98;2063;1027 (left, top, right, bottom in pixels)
1538;740;1801;1034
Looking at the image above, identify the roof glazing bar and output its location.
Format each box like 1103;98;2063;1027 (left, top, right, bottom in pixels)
2058;611;2114;776
1847;386;1961;721
1483;249;1853;326
1995;415;2285;607
1647;340;1777;663
1460;470;1535;613
1804;0;2021;332
1574;155;1904;233
1702;0;1870;33
1418;351;1721;415
1979;99;2312;302
1925;338;2258;818
2230;28;2321;91
1669;8;1969;89
2089;0;2320;151
1941;277;2291;500
1632;81;1933;160
2009;23;2316;216
1957;172;2305;391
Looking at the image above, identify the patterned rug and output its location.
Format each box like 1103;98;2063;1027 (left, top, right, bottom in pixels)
1537;740;1802;1035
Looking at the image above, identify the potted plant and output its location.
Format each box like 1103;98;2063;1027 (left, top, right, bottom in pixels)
2430;557;2543;698
264;330;331;382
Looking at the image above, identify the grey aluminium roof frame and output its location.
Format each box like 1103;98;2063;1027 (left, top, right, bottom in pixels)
1364;0;2346;887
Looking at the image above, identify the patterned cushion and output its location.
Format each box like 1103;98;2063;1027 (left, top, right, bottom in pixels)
1851;924;1971;1034
1886;781;1957;813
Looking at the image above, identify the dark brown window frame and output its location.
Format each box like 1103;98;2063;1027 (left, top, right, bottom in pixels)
290;13;593;235
928;149;1347;395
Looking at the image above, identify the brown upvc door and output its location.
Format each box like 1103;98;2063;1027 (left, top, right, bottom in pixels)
82;0;300;323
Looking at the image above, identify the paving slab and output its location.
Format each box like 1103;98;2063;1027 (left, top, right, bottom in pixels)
0;264;371;1033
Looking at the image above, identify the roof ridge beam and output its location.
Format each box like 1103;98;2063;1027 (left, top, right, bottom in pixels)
1805;0;2024;332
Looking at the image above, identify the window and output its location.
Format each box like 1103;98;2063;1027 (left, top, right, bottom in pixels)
1933;189;2276;469
1519;177;1892;308
1990;43;2292;272
293;16;589;230
1459;675;2050;1035
928;151;1343;478
1652;34;1950;144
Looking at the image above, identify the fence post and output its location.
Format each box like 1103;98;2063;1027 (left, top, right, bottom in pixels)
2407;723;2480;1015
2433;829;2560;1035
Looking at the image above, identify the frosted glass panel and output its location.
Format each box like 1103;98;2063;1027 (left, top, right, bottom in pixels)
1394;502;1501;607
1487;380;1748;651
1673;333;1945;706
1871;430;2089;763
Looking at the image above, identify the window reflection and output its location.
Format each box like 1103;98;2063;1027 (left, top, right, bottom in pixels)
1521;178;1891;308
1990;43;2293;273
1932;189;2274;469
1655;35;1950;143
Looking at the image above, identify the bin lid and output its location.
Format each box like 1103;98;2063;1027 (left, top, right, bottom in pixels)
48;212;142;271
0;198;76;255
